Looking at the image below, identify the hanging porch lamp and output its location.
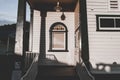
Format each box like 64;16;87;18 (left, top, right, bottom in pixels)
54;1;62;12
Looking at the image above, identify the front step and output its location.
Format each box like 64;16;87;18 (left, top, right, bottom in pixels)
35;66;79;80
93;74;120;80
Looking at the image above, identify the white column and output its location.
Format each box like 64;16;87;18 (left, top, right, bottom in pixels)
14;0;26;56
29;9;33;51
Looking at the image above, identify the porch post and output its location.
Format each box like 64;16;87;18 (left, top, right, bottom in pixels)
80;0;90;69
29;9;33;51
14;0;26;56
39;11;47;59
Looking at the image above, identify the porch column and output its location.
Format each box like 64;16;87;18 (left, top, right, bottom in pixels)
14;0;26;56
39;11;47;59
80;0;90;69
29;9;33;51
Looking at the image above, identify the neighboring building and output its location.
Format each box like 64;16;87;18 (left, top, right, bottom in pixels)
0;23;29;55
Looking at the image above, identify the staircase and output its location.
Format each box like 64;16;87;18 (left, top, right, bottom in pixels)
35;65;80;80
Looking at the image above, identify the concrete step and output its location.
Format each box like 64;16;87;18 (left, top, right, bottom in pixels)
93;74;120;80
35;66;79;80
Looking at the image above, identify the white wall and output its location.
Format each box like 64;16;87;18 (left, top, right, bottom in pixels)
32;10;41;53
46;12;75;65
87;0;120;73
31;11;75;65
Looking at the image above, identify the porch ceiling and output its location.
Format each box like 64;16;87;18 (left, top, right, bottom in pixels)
27;0;78;12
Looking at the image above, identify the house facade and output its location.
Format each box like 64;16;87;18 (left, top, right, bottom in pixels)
14;0;120;74
14;0;81;68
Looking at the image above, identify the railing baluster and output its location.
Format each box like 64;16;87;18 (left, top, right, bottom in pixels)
20;52;39;80
76;61;95;80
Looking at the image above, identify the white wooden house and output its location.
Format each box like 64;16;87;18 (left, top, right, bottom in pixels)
14;0;120;74
14;0;81;67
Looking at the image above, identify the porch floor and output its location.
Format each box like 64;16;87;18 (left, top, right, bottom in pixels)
35;65;80;80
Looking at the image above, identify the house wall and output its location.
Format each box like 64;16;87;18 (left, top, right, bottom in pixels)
86;0;120;73
46;12;75;65
32;10;41;53
32;11;75;65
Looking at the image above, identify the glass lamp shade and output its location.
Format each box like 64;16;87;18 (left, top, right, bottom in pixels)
54;1;62;12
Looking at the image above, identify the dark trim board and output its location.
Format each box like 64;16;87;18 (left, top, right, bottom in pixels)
48;50;69;52
80;0;90;69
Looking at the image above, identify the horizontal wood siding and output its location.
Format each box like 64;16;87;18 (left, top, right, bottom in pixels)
87;0;120;73
32;10;41;53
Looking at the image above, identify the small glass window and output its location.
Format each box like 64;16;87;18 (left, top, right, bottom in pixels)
49;22;68;52
100;19;114;28
96;15;120;31
116;19;120;27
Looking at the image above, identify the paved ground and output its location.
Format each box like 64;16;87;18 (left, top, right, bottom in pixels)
0;55;14;80
93;74;120;80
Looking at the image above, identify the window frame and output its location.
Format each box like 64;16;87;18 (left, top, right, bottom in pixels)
96;15;120;31
48;22;68;52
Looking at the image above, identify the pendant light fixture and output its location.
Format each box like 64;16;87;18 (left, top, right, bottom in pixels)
54;1;62;12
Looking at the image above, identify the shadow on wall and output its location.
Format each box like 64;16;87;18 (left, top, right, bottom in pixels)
90;62;120;73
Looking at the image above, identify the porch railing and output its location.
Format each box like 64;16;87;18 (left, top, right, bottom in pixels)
76;61;95;80
20;52;39;80
46;54;58;62
24;51;38;71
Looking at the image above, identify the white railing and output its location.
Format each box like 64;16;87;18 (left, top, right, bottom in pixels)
76;61;95;80
46;54;58;62
20;53;59;80
20;52;39;80
24;52;38;70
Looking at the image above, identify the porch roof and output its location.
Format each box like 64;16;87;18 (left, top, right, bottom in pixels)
27;0;78;12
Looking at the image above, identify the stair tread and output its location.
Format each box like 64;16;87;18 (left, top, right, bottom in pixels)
35;66;79;80
93;74;120;80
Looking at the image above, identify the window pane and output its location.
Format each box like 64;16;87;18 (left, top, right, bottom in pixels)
100;19;114;27
52;32;64;49
116;19;120;27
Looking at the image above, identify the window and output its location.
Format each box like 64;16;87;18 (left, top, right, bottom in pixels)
49;22;68;52
96;15;120;31
108;0;120;10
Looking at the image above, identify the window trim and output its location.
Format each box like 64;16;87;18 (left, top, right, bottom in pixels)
48;22;68;52
96;15;120;31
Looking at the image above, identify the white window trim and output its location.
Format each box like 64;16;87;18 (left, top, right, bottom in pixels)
97;16;120;31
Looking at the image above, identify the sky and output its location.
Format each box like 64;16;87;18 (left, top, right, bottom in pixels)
0;0;30;24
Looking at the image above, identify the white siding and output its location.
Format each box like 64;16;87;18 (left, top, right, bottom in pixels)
32;10;41;53
46;12;75;65
87;0;120;73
